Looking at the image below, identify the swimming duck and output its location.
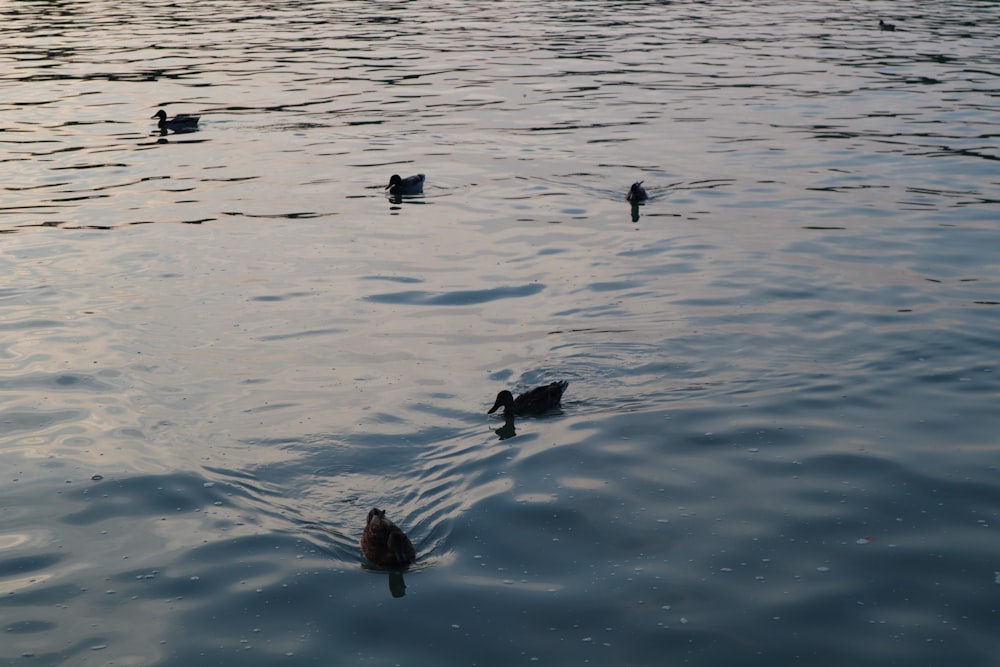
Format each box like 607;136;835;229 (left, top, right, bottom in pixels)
878;19;896;31
361;507;416;569
386;173;425;195
488;381;569;418
152;109;200;132
627;181;648;202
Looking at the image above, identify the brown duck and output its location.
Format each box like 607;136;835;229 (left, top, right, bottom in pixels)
488;380;569;417
626;181;648;202
151;109;200;132
361;507;416;569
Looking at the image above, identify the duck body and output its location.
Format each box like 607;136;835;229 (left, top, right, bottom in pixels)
386;173;425;195
878;19;896;31
152;109;200;132
627;181;648;202
488;381;569;418
361;508;416;569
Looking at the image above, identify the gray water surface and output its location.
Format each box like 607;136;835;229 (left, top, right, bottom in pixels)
2;1;999;666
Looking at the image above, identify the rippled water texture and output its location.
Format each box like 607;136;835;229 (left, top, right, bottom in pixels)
2;1;999;665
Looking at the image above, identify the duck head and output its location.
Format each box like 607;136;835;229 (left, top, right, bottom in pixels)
488;390;515;415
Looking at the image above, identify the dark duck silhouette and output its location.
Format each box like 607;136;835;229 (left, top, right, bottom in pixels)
361;508;416;569
488;381;569;418
626;181;648;202
152;109;200;132
386;173;425;195
878;19;896;31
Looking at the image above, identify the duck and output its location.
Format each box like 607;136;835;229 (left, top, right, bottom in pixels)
361;507;416;569
627;181;648;202
386;173;425;195
488;380;569;418
152;109;200;132
878;19;896;31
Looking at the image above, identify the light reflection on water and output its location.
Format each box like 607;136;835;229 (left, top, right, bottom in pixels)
2;0;1000;665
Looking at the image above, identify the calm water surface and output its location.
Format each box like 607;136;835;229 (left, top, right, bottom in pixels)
2;1;999;665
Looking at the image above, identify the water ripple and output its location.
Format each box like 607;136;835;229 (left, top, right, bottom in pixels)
364;283;546;306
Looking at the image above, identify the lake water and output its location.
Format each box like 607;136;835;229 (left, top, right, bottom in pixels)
2;1;999;665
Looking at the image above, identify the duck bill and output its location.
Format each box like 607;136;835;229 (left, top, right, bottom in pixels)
487;401;502;415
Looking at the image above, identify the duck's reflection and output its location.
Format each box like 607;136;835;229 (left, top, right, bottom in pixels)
386;193;431;208
361;562;412;598
630;200;642;223
494;415;517;441
153;126;200;139
388;570;408;598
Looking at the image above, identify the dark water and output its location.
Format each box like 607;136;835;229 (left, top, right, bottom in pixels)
2;1;999;665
